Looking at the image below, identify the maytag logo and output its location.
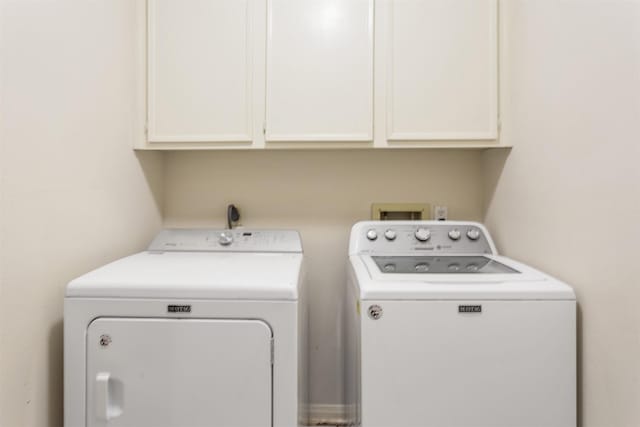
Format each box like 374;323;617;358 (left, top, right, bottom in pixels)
458;305;482;313
168;305;191;313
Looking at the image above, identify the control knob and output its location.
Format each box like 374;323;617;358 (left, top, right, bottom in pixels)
448;229;461;241
366;229;378;241
384;229;397;241
467;228;481;241
219;231;234;246
415;228;431;242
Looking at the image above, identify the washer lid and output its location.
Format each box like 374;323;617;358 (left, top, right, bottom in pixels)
352;255;575;300
66;251;303;300
371;255;519;275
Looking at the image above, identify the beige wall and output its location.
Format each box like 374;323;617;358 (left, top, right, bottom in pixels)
163;149;486;408
3;0;640;426
0;2;163;426
484;1;640;426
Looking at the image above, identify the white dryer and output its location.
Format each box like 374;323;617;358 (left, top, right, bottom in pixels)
65;229;308;427
345;221;576;427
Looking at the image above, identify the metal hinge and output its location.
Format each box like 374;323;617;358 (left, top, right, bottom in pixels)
263;122;267;135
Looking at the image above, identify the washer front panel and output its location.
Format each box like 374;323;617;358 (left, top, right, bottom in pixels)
360;299;577;427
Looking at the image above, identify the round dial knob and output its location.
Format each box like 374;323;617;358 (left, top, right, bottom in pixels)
448;229;461;240
414;228;431;242
384;229;397;241
366;229;378;241
219;231;234;246
466;228;481;241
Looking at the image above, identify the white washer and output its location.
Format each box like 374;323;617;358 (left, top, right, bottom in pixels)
65;229;308;427
345;221;576;427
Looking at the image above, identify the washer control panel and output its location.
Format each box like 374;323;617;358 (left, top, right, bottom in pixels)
148;229;302;253
352;221;494;255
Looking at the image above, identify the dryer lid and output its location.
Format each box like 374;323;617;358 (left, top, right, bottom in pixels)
66;251;303;300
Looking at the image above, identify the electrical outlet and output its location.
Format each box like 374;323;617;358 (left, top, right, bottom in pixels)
434;206;448;221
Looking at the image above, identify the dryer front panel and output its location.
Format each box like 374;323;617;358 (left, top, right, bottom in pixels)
86;318;272;427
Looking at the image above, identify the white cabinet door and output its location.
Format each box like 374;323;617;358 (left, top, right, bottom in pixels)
86;318;272;427
380;0;498;141
266;0;374;142
148;0;265;144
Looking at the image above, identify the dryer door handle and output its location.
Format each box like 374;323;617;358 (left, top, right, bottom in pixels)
95;372;123;421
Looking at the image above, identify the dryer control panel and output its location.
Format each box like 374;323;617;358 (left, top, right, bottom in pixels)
148;229;302;253
349;221;495;256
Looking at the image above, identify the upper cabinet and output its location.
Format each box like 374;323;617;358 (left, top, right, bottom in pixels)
146;0;266;147
137;0;502;149
266;0;374;143
375;0;498;144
